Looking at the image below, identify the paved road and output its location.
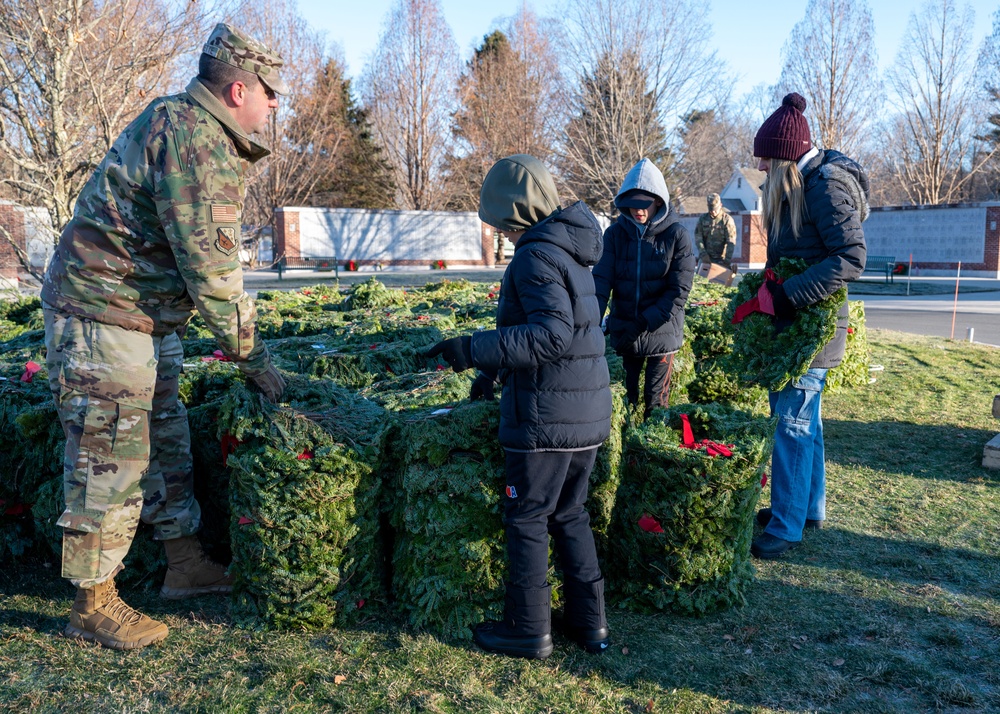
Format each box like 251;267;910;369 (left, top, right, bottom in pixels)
858;291;1000;347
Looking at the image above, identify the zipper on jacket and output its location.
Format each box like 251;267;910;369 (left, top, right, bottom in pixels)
634;223;644;319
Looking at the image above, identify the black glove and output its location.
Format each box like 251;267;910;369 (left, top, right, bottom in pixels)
470;372;496;401
248;363;286;403
766;280;796;320
426;335;473;372
614;318;646;353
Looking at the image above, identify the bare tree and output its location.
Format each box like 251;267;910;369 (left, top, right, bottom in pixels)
236;1;353;256
777;0;882;156
672;108;749;204
970;8;1000;200
0;0;214;275
881;0;994;205
557;0;726;213
443;7;561;213
560;49;671;213
361;0;459;210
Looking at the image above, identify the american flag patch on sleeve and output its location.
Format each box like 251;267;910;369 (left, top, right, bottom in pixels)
211;204;239;223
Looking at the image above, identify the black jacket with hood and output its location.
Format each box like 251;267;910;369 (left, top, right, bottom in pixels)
766;148;868;368
472;156;612;452
593;158;696;356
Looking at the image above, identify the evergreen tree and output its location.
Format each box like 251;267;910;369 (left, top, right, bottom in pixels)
560;51;671;214
442;24;557;213
304;61;397;209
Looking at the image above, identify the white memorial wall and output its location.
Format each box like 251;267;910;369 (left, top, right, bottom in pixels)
295;207;483;263
864;206;989;264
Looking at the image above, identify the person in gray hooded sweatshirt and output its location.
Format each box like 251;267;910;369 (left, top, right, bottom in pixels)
593;158;696;417
426;154;612;660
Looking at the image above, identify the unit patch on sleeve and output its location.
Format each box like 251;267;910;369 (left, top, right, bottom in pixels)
216;226;238;255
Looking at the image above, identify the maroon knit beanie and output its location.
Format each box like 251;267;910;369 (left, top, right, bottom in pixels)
753;93;811;161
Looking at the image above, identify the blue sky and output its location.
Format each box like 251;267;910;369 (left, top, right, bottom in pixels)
298;0;1000;97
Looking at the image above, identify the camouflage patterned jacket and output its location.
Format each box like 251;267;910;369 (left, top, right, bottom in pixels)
694;211;737;265
42;78;272;373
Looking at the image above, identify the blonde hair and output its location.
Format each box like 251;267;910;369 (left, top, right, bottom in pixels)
760;158;805;240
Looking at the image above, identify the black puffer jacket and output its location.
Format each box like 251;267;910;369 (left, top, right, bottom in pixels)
593;208;696;356
766;149;868;368
471;202;612;452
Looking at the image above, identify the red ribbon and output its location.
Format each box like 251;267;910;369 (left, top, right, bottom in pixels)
680;413;696;447
638;514;665;533
678;414;734;458
238;516;254;525
20;361;41;382
731;269;782;324
297;450;313;460
221;433;242;467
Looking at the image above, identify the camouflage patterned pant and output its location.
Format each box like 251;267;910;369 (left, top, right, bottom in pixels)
44;310;201;587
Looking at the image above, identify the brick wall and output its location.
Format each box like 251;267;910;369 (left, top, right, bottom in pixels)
273;208;300;264
0;203;24;285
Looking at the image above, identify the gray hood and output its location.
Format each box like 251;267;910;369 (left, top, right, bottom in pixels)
614;158;671;230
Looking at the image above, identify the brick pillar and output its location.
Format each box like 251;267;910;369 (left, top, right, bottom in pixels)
985;206;1000;274
0;203;24;286
273;208;301;260
480;222;495;268
744;212;768;266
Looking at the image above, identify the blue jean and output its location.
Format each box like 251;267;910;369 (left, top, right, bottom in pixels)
765;368;828;541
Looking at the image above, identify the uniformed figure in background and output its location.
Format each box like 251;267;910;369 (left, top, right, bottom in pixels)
694;193;738;271
42;23;288;650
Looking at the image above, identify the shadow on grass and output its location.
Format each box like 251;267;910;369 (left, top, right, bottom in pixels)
824;418;999;482
584;521;1000;711
598;569;1000;712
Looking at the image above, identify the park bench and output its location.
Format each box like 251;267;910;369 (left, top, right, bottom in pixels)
275;256;339;280
862;255;895;284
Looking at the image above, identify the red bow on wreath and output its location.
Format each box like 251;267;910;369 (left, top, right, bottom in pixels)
731;269;782;324
678;413;735;458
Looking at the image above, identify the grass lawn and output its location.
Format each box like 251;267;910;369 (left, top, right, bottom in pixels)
1;328;998;713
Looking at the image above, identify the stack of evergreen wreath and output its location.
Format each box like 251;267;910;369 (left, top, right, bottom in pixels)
608;403;774;615
387;400;506;639
221;375;389;630
2;273;854;634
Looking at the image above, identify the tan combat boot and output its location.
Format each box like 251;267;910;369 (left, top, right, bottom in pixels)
65;579;169;650
160;535;233;600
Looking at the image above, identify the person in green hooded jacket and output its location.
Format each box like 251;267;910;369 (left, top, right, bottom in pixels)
42;23;287;650
427;155;612;660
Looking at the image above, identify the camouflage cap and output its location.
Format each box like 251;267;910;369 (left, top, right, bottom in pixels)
202;23;289;95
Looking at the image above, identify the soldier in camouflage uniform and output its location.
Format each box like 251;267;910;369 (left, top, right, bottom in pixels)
694;193;738;270
42;23;289;650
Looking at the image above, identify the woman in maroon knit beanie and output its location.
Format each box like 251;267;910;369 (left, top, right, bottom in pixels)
748;92;868;560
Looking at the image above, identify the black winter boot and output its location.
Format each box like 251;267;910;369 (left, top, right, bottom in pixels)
473;584;553;660
559;578;610;654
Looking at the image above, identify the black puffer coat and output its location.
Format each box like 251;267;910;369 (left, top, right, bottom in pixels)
766;149;868;368
593;208;696;356
471;202;612;452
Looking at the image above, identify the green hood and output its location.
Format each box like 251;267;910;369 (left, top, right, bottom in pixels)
478;154;560;231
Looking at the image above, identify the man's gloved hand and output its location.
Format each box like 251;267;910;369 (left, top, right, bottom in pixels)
426;335;473;372
614;318;646;353
470;372;496;401
248;363;286;403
